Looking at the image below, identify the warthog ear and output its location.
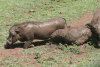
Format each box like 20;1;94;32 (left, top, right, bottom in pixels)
15;26;21;33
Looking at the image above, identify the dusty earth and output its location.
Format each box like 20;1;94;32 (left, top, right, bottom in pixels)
0;12;94;67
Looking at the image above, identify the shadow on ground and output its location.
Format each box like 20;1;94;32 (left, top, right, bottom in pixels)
10;40;50;49
5;35;100;49
87;35;100;48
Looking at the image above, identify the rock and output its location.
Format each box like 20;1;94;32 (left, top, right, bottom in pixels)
97;0;100;2
6;16;8;17
24;13;29;16
63;0;66;3
50;5;54;8
6;19;10;22
6;23;10;26
13;8;18;11
56;0;60;2
29;9;36;12
51;0;55;1
60;10;65;14
1;15;4;17
45;3;49;5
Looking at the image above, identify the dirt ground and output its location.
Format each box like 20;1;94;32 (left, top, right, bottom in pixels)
0;12;94;67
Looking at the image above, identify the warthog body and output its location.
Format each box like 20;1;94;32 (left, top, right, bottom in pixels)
50;25;92;45
5;17;66;49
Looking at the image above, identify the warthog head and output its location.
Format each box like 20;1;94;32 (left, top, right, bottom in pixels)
5;24;22;49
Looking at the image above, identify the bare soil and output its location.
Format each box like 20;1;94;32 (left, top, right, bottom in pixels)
69;12;94;27
0;12;94;67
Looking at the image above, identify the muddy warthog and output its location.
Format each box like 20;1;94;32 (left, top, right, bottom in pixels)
5;17;66;49
87;8;100;40
50;25;92;45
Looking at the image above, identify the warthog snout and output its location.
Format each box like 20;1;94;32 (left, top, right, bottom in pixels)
4;40;12;49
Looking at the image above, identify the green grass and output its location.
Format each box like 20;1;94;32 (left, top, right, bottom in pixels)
76;49;100;67
0;57;23;67
0;0;100;67
21;46;48;55
0;57;31;67
59;43;84;54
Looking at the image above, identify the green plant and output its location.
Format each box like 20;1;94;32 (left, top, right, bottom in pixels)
59;43;83;54
23;59;31;62
68;45;83;54
87;36;99;48
34;53;41;59
46;42;50;46
69;60;73;64
59;43;67;51
21;46;47;55
3;64;23;67
44;56;55;61
36;56;58;67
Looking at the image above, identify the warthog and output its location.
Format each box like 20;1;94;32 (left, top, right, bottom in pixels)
5;17;66;49
87;8;100;40
50;25;92;45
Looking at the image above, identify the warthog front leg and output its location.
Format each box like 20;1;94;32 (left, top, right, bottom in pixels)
24;40;32;49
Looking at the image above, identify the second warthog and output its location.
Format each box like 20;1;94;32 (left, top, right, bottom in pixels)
50;25;92;45
87;8;100;41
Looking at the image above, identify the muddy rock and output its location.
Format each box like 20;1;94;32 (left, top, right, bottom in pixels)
29;9;36;12
50;5;54;8
45;3;49;5
1;15;4;17
63;0;66;3
6;16;8;17
50;25;92;45
13;8;18;11
24;13;29;16
97;0;100;2
87;8;100;40
56;0;60;2
6;23;10;26
60;10;65;14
